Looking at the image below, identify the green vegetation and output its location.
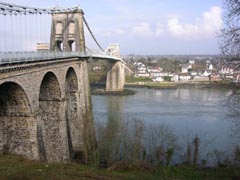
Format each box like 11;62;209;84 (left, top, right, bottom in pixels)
125;81;240;90
0;154;239;180
88;61;108;83
157;58;182;73
126;76;150;83
136;57;183;73
125;82;177;89
163;76;172;82
191;62;207;72
88;70;107;83
145;83;177;89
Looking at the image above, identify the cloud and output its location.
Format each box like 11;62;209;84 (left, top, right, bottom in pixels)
127;6;222;39
155;23;163;36
201;6;223;34
167;6;223;39
95;28;126;38
86;4;222;54
132;22;153;36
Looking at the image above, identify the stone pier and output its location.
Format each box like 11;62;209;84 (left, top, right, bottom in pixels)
106;61;125;91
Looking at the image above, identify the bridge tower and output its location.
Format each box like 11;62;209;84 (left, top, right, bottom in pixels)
50;8;85;52
50;8;96;162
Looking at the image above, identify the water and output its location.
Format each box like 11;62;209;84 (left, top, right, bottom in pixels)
92;87;238;161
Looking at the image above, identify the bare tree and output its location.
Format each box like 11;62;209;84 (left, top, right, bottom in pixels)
220;0;240;61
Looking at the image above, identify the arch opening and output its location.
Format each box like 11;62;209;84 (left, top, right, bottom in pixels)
0;82;34;158
38;72;64;162
68;40;76;52
66;68;78;92
39;72;61;100
56;40;63;52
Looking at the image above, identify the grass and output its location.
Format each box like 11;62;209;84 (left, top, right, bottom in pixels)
125;82;177;89
125;81;240;90
145;82;177;89
0;155;239;180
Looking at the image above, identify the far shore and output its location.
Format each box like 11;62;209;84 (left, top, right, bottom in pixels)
90;81;240;92
125;81;240;89
126;81;240;89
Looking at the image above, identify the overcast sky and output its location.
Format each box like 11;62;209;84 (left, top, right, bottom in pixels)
1;0;224;55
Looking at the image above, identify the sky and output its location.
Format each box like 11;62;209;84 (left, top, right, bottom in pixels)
1;0;224;55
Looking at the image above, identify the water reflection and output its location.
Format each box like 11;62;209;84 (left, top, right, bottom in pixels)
92;88;237;162
105;96;124;140
225;89;240;143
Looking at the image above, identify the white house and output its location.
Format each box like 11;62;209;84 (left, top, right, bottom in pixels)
181;64;192;73
134;73;150;78
220;67;234;75
147;66;163;73
189;60;195;64
93;66;102;71
202;70;212;77
172;74;179;82
179;74;191;81
152;76;164;82
207;64;213;70
190;71;198;76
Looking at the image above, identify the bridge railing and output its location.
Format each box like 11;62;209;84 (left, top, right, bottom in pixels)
0;51;123;65
86;49;123;62
0;51;83;65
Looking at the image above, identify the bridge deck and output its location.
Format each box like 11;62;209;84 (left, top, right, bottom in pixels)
0;51;123;66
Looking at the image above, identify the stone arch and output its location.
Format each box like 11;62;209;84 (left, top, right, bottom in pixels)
38;72;68;162
65;67;81;160
66;67;78;92
0;82;35;158
39;72;61;100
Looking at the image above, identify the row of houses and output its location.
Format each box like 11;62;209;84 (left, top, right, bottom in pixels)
134;62;187;82
219;61;240;82
133;61;223;82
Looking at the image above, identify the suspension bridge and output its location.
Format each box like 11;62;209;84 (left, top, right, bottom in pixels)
0;2;125;162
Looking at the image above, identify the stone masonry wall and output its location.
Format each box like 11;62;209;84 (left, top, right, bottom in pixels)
0;58;95;162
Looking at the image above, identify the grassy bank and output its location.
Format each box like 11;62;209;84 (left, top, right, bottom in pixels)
125;81;240;90
0;155;239;180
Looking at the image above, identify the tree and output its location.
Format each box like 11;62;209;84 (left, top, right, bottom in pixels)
220;0;240;61
220;1;240;139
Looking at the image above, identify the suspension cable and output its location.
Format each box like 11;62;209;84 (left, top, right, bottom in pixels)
0;2;106;53
82;16;105;52
10;14;13;51
0;1;80;15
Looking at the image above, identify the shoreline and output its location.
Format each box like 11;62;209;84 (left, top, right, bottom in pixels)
125;81;240;90
90;81;240;95
91;87;136;96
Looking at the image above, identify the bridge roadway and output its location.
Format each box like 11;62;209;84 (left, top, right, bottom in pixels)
0;51;123;66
